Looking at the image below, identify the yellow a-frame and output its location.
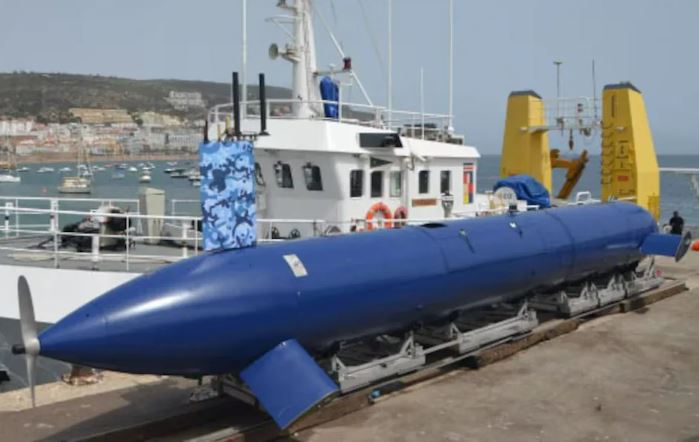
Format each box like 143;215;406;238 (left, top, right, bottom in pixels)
500;83;660;219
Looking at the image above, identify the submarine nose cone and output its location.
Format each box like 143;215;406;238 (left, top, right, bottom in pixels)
39;304;107;365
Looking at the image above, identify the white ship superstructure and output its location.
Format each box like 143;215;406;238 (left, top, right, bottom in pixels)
208;0;484;236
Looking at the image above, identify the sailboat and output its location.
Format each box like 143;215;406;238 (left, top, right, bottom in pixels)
0;142;21;183
58;141;92;194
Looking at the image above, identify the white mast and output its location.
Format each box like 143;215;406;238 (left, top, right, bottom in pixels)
420;67;425;140
387;0;393;129
274;0;320;118
241;0;247;118
448;0;454;133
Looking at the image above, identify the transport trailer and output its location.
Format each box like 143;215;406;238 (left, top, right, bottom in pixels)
12;202;692;430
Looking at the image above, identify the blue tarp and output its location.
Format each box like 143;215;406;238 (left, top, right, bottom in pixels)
319;76;339;119
199;140;256;251
494;175;551;208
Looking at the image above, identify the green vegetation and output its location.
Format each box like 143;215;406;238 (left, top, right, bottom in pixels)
0;72;291;123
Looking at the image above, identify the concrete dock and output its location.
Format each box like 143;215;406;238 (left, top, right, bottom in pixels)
302;254;699;442
1;254;698;441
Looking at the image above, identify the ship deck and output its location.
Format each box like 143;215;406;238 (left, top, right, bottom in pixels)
0;234;189;274
1;253;698;441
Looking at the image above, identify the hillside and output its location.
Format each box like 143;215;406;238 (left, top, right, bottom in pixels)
0;72;291;123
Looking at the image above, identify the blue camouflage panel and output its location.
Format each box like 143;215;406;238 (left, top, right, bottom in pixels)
199;140;256;251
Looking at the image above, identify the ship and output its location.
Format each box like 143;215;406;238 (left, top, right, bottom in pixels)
0;0;489;391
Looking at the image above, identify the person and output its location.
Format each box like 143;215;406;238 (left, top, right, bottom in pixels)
669;211;684;235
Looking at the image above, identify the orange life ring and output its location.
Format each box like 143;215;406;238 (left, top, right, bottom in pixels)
365;202;393;230
393;206;408;228
692;240;699;252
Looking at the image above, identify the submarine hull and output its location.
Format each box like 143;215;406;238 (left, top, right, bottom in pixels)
38;202;659;376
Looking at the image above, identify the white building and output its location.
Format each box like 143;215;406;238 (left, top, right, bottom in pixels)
0;119;34;136
166;91;205;110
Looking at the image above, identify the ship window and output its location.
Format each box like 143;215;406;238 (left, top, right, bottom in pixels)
440;170;451;194
274;162;293;188
371;171;384;197
255;162;265;186
390;171;402;197
419;170;430;194
359;132;403;148
302;163;323;191
350;169;364;197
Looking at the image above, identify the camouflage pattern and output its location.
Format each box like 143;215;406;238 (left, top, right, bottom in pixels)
199;140;256;251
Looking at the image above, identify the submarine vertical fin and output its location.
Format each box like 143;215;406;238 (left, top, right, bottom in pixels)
240;339;338;429
199;139;256;251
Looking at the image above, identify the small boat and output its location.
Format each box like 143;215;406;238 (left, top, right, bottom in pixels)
170;168;188;178
37;166;54;173
57;176;91;194
17;166;30;172
191;178;201;187
167;161;178;166
139;172;152;183
112;173;125;180
0;173;21;183
117;163;128;170
59;167;72;173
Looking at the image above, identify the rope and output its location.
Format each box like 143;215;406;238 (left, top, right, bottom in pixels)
359;0;386;78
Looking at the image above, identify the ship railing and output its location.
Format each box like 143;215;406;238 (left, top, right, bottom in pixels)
527;96;601;132
0;202;542;272
0;205;200;271
208;99;454;141
0;204;328;272
0;196;142;236
170;198;199;216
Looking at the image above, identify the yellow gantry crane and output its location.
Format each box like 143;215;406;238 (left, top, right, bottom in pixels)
500;82;660;219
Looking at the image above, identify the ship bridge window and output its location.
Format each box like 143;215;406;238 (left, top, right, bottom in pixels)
302;163;323;191
350;169;364;197
419;170;430;194
440;170;451;194
255;162;265;186
371;171;384;197
359;133;403;148
390;171;402;197
274;162;293;188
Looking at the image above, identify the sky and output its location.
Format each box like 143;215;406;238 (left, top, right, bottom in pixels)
0;0;698;154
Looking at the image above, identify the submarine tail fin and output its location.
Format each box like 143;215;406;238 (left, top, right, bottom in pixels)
240;339;338;430
640;232;692;262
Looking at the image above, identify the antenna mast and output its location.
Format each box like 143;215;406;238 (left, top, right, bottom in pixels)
387;0;393;129
448;0;454;133
241;0;247;118
269;0;319;117
592;59;598;121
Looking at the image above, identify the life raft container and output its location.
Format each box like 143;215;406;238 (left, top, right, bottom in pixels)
365;202;393;230
393;206;408;228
